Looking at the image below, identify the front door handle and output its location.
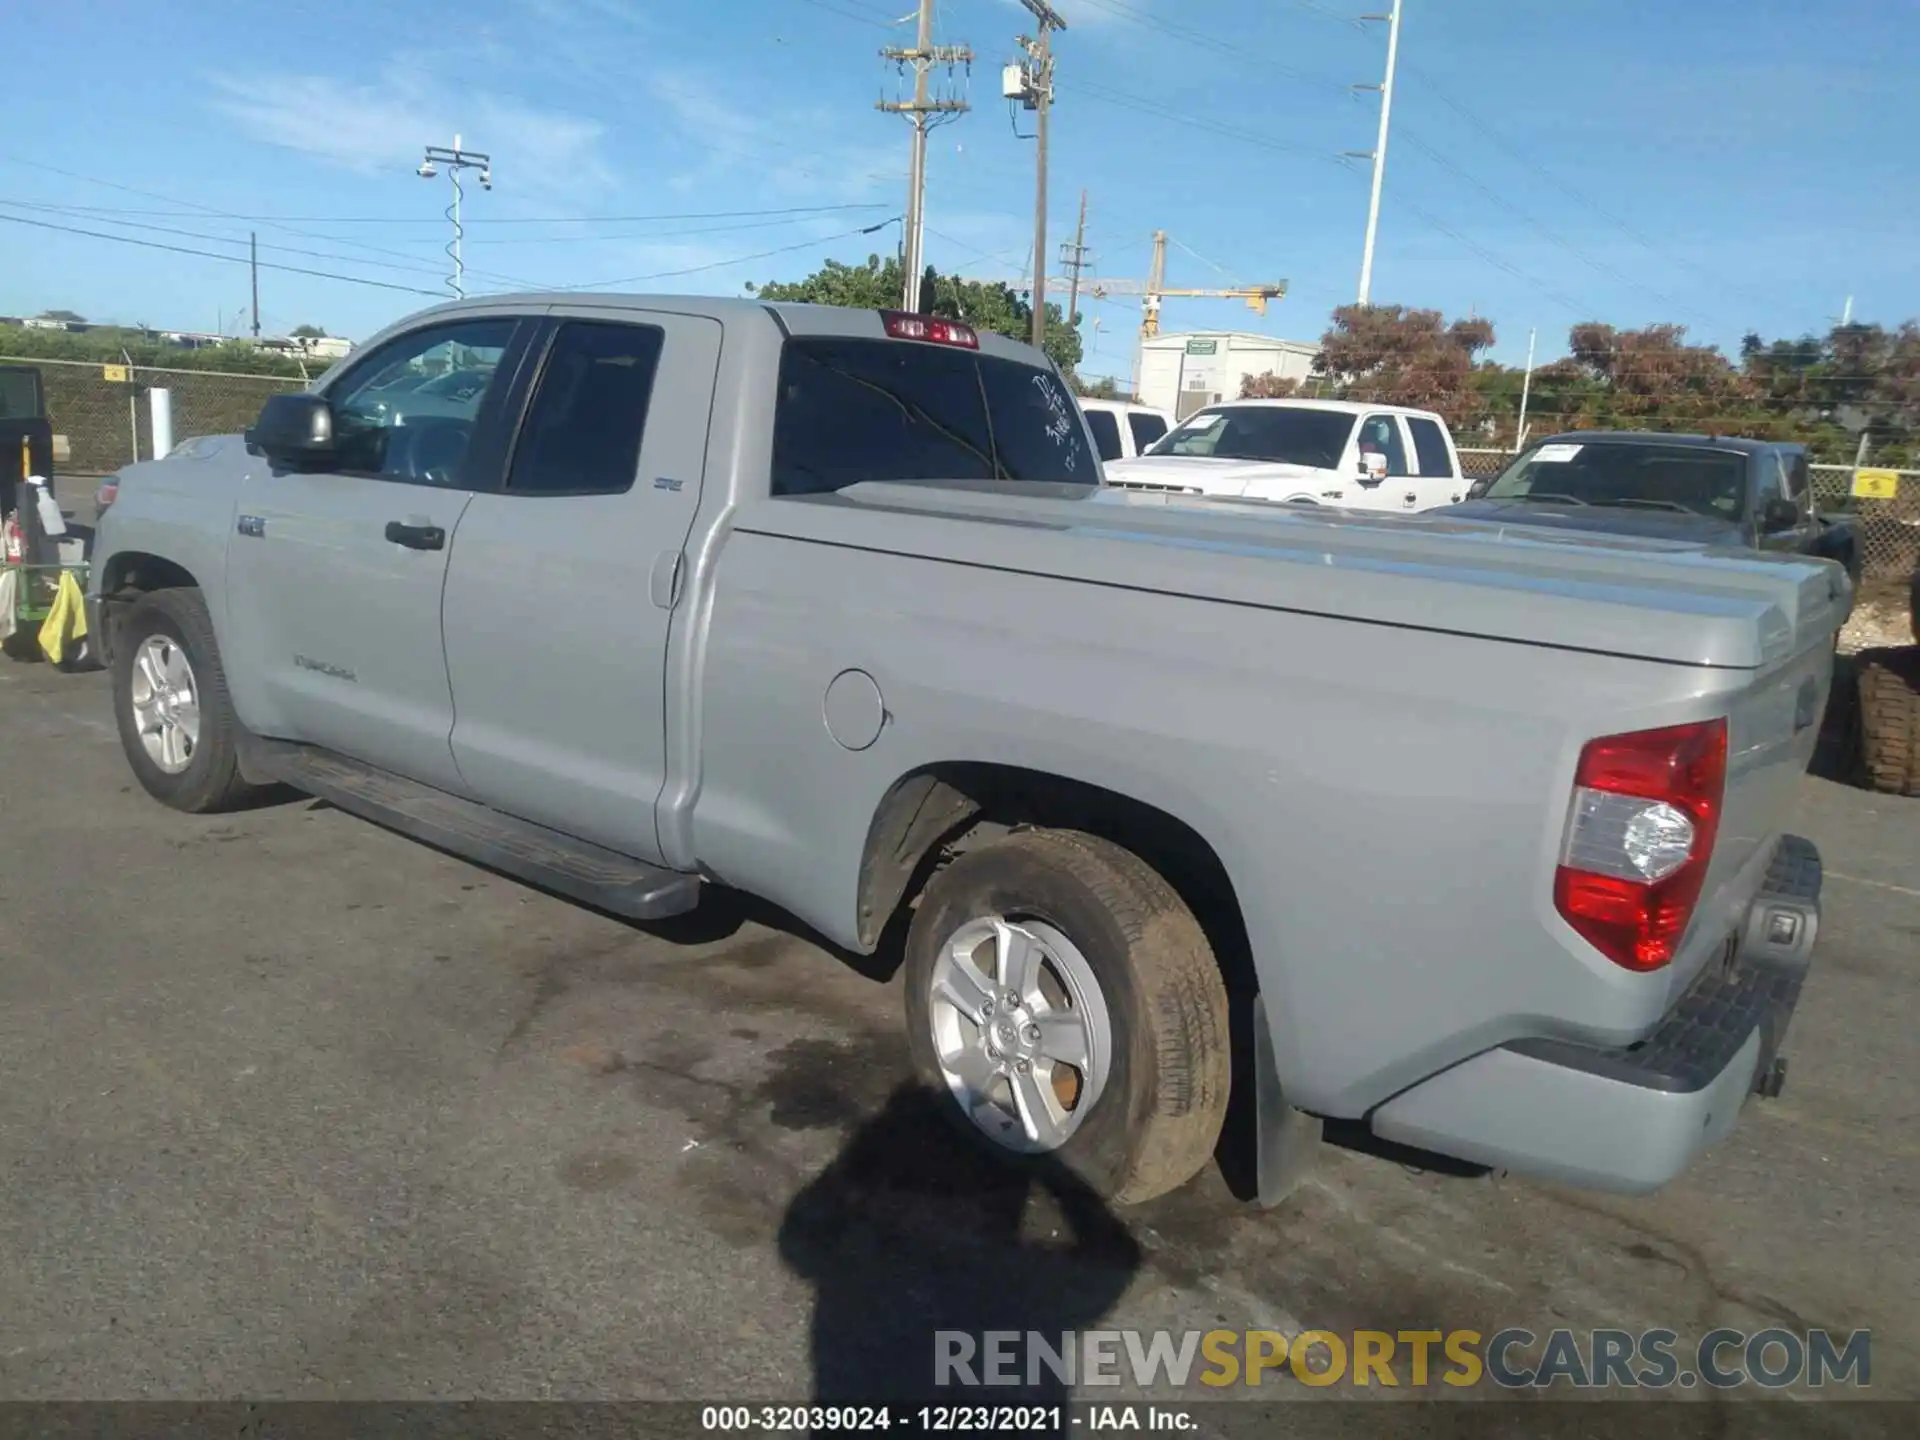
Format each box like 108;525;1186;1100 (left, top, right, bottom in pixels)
385;521;446;551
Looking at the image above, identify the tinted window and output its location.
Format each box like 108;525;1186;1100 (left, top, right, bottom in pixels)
1128;412;1168;452
1755;453;1785;509
327;318;516;485
1407;416;1454;477
1084;408;1124;461
1358;414;1410;477
771;338;1094;495
1147;406;1354;468
507;321;665;496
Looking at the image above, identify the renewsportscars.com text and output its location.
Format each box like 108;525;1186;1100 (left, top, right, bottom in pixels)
935;1327;1872;1390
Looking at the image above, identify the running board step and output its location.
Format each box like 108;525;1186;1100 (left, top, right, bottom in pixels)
240;737;702;921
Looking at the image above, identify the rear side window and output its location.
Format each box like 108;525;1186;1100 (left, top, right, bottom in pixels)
1128;412;1168;452
1407;416;1454;477
1084;408;1123;461
507;320;665;496
771;338;1095;495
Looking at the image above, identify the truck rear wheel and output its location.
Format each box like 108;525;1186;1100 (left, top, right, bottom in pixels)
902;828;1230;1205
1857;647;1920;797
112;587;264;814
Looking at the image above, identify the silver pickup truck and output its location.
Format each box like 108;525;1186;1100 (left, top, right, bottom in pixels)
86;294;1845;1209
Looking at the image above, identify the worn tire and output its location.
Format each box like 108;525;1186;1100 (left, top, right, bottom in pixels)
902;828;1231;1206
112;587;263;813
1857;648;1920;798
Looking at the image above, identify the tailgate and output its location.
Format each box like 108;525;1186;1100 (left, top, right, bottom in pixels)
1677;569;1841;995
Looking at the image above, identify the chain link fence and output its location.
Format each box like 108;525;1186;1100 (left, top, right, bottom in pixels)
1456;448;1918;582
23;354;308;476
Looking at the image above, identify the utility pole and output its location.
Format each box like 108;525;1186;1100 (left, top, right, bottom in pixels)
249;232;261;338
880;3;972;312
1060;189;1090;329
1354;0;1403;306
418;135;493;300
1009;1;1066;351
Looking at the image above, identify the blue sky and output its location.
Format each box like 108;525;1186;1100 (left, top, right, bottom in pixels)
0;0;1911;382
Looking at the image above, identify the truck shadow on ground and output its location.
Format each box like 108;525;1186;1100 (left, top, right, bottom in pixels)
777;1082;1141;1424
1808;653;1864;787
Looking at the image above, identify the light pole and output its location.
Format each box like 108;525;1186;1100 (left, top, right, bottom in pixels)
418;135;492;300
1355;0;1402;306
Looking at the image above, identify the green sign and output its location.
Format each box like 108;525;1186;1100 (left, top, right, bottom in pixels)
1185;339;1218;356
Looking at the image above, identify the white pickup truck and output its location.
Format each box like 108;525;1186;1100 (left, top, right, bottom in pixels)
1105;398;1469;513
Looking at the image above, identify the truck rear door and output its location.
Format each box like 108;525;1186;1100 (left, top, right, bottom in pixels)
439;306;723;867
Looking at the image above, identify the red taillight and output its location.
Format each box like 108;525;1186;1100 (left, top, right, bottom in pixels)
1553;719;1727;972
96;480;119;511
881;311;979;349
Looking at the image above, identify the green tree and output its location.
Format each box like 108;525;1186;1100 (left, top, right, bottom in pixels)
291;324;328;339
750;254;1083;373
36;308;86;323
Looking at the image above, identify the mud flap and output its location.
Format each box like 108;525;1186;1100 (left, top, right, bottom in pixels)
1253;991;1323;1207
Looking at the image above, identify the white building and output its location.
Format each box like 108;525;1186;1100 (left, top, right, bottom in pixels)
1138;331;1319;420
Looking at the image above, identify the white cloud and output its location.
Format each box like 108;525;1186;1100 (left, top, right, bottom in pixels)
647;71;904;207
206;66;614;204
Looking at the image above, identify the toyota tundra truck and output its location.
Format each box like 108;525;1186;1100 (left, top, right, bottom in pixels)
85;294;1844;1208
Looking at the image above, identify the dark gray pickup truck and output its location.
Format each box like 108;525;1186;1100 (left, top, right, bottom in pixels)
1446;432;1862;591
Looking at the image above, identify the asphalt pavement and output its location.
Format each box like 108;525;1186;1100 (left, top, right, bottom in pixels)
0;617;1916;1421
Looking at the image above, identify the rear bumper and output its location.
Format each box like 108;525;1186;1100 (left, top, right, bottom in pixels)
1369;835;1821;1195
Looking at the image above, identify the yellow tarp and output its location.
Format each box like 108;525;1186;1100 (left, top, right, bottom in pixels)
37;570;88;666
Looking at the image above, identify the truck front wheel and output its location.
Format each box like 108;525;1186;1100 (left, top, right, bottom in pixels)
902;828;1231;1205
112;587;263;814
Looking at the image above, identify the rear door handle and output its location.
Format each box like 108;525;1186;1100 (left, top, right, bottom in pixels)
385;521;445;551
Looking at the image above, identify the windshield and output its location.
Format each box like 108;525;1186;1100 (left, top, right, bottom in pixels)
1482;440;1748;520
1144;405;1355;468
771;337;1096;494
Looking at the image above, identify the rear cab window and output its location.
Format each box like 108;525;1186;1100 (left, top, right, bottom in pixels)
771;337;1095;495
1083;408;1124;461
1127;411;1168;453
1406;416;1455;477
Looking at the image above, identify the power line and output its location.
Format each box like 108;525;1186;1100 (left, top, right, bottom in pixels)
560;217;899;290
0;212;446;298
1063;79;1335;161
1392;129;1725;328
0;151;547;290
1076;0;1350;94
10;200;897;226
1394;63;1776;311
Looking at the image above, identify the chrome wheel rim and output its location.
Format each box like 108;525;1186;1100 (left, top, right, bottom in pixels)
129;634;201;775
927;915;1113;1154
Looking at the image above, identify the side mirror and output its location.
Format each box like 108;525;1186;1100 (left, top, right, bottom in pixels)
245;393;337;469
1468;477;1492;500
1358;451;1388;483
1762;497;1799;532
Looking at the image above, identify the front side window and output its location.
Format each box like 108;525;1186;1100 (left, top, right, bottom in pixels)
506;321;665;496
771;338;1094;496
1145;405;1355;468
1358;414;1411;477
1084;408;1124;461
326;319;515;485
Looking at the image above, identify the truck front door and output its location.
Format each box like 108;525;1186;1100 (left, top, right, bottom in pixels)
224;315;531;792
440;308;722;866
